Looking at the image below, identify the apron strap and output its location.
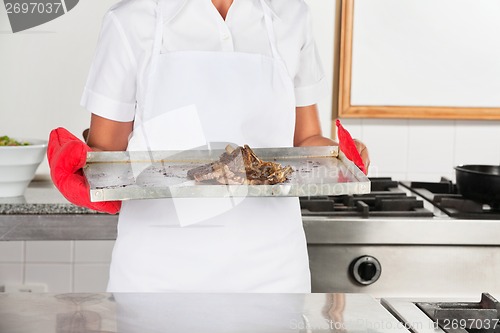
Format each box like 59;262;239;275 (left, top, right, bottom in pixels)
153;4;164;56
155;0;282;63
259;0;283;62
134;3;164;154
154;0;185;55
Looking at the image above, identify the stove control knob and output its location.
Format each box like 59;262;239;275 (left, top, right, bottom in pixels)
350;256;381;285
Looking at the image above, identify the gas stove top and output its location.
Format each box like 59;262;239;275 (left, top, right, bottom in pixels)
301;178;500;297
300;177;434;218
300;177;500;220
401;178;500;220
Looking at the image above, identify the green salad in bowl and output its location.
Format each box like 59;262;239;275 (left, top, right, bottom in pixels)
0;135;30;146
0;135;47;197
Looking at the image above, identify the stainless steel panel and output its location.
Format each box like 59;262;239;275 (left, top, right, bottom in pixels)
307;245;500;298
0;293;410;333
303;218;500;245
381;298;447;333
83;146;370;201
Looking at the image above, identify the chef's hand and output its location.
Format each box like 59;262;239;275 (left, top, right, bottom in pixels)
47;127;121;214
294;106;370;174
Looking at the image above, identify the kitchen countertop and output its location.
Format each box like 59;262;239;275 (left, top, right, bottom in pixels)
3;179;500;243
0;179;118;241
0;292;411;333
0;179;99;215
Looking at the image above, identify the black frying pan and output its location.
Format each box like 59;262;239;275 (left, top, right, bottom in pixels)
455;165;500;209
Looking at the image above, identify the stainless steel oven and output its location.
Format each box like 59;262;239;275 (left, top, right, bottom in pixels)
301;178;500;298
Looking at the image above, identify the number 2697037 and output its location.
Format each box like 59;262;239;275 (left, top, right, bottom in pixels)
5;2;63;14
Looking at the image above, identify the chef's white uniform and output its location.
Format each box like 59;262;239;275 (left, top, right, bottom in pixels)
81;0;328;292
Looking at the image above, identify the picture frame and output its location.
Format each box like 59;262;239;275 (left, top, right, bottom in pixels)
336;0;500;120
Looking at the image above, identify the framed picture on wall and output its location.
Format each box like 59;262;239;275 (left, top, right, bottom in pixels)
337;0;500;119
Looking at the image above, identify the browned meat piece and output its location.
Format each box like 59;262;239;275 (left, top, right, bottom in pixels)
187;145;293;185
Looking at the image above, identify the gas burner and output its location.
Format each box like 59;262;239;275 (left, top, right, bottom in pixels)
382;294;500;333
401;178;500;220
416;293;500;333
300;177;433;218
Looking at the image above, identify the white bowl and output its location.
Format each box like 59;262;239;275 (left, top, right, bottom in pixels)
0;138;48;197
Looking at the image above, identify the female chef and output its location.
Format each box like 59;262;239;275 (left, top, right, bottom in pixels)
48;0;369;292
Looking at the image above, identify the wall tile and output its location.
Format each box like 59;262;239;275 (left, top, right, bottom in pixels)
73;264;109;293
368;171;408;180
26;241;73;263
406;172;455;182
25;264;72;293
407;120;455;174
0;241;24;262
359;120;499;180
454;120;500;165
0;264;23;287
362;119;409;174
74;241;114;263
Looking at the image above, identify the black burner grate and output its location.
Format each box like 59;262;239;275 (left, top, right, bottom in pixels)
400;178;500;220
300;177;434;218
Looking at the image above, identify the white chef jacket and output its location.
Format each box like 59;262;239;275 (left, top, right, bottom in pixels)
81;0;328;121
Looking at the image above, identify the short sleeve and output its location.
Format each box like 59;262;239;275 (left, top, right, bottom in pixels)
80;11;137;122
293;6;329;107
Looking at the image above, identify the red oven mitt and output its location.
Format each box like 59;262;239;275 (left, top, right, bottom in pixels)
336;119;367;174
47;127;121;214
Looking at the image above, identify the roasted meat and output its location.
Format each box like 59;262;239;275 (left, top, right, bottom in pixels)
187;145;293;185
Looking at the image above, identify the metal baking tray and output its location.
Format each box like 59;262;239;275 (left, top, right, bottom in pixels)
83;146;370;202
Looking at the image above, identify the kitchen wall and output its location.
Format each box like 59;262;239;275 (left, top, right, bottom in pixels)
1;0;499;180
340;119;500;181
307;0;500;182
1;0;499;293
0;0;119;177
0;240;113;292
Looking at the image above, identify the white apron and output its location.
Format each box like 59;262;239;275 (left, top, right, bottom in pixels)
108;0;311;292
